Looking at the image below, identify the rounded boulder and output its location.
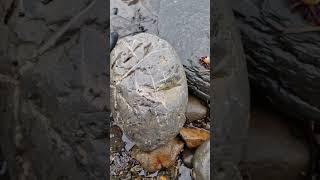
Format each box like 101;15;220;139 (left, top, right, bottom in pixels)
110;33;188;151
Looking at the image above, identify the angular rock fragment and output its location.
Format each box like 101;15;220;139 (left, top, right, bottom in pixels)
180;127;210;149
132;138;184;172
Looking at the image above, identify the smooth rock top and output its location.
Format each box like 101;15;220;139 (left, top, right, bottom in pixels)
110;33;188;151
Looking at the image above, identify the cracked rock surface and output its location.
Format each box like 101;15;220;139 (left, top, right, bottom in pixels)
111;33;188;151
231;0;320;122
0;0;107;179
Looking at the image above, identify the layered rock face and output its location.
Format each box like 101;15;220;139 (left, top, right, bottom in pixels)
231;0;320;122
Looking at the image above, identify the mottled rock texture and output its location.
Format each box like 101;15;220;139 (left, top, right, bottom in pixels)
111;33;188;151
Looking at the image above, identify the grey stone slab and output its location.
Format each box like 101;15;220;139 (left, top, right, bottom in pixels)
158;0;210;102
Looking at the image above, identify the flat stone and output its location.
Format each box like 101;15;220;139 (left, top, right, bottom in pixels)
179;127;210;149
158;0;210;102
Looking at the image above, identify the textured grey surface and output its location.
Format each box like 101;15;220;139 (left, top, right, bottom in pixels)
111;33;188;151
192;140;210;180
231;0;320;122
0;0;107;179
158;0;210;103
212;0;250;179
110;0;160;38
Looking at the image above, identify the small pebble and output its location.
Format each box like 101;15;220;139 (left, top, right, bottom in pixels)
185;95;208;122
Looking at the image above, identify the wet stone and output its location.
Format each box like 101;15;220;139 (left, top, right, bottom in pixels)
185;95;208;122
111;33;188;151
192;140;210;180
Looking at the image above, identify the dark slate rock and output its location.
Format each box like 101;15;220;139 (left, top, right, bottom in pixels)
111;33;188;151
158;0;210;103
0;0;108;178
231;0;320;122
212;0;250;179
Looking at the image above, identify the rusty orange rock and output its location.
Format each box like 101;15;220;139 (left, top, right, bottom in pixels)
132;138;184;172
159;176;169;180
180;127;210;149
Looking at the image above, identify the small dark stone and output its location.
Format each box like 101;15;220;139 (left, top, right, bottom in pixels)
112;8;118;15
182;148;194;168
110;32;118;52
11;61;18;67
